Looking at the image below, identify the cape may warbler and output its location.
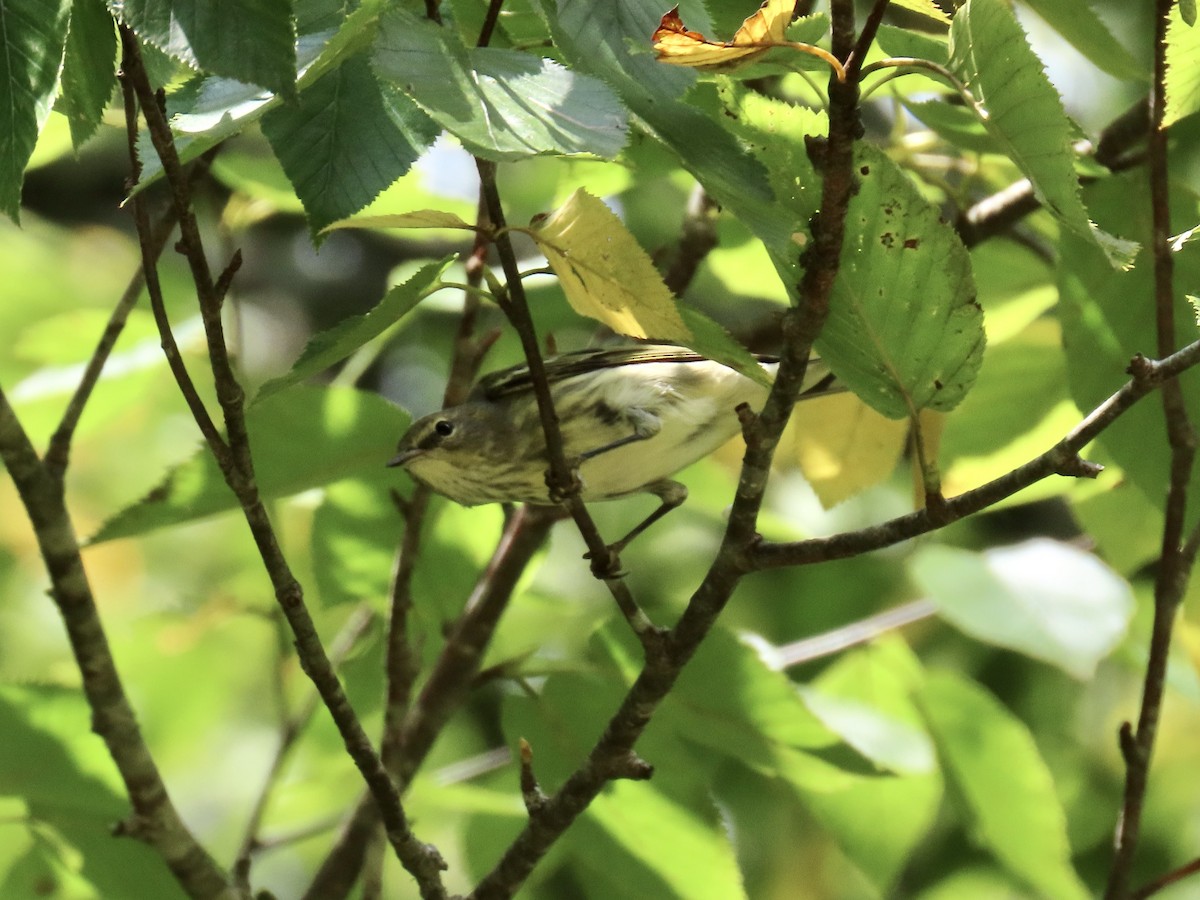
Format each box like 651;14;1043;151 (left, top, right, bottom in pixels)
389;344;837;551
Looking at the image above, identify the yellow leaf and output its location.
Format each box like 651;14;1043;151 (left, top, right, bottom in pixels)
889;0;951;25
783;394;908;507
653;1;844;78
653;0;797;70
530;189;690;342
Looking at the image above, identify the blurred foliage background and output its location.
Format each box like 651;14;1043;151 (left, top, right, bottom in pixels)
4;0;1200;898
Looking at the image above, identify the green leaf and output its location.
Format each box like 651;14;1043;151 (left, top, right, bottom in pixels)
325;210;478;232
134;31;330;190
1166;4;1200;127
311;475;406;608
372;9;627;160
794;639;942;894
579;782;744;900
659;628;840;774
820;146;985;419
677;308;772;389
716;83;826;283
0;686;181;898
947;0;1137;269
0;0;71;222
875;23;949;65
110;0;297;94
910;541;1134;679
1070;478;1164;576
90;386;409;542
1058;175;1200;531
262;56;439;236
59;0;117;148
938;319;1077;503
255;258;453;401
804;639;935;777
1182;0;1198;27
1022;0;1144;82
919;672;1089;900
889;0;950;24
541;0;777;237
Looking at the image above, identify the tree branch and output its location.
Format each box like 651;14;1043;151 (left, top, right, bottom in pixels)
117;26;447;897
751;342;1200;569
43;207;180;481
302;504;559;900
1106;3;1198;894
469;4;869;895
0;386;236;899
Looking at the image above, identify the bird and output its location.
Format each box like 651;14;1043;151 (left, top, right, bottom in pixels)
389;344;837;553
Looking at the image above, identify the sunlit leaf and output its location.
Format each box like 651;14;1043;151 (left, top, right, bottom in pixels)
919;673;1090;900
1166;4;1200;127
794;639;942;893
820;146;985;419
653;0;844;80
372;8;627;160
0;0;70;222
659;628;841;775
261;56;439;236
90;387;409;542
714;82;826;279
911;540;1135;678
325;210;478;232
133;31;331;190
889;0;950;24
581;782;744;900
0;687;181;898
948;0;1138;268
783;394;908;507
110;0;297;94
652;0;793;69
531;188;690;342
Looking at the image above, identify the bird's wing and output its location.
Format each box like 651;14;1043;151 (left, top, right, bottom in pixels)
476;345;708;400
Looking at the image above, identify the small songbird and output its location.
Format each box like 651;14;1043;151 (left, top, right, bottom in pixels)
389;344;837;552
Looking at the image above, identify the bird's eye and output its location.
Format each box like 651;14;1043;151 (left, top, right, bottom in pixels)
434;419;455;437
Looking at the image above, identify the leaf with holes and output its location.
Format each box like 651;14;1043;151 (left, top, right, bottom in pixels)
817;146;984;419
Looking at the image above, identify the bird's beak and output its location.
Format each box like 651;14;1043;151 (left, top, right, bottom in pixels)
387;448;423;468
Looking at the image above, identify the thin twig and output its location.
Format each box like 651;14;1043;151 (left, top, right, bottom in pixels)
1105;3;1198;894
302;504;559;900
233;605;378;888
775;599;937;668
43;208;180;481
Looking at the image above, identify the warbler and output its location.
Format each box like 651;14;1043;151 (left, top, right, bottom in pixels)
389;345;837;551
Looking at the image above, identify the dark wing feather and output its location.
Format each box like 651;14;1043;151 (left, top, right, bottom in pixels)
476;345;716;401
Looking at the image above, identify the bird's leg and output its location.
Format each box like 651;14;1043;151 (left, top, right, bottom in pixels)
589;479;688;560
